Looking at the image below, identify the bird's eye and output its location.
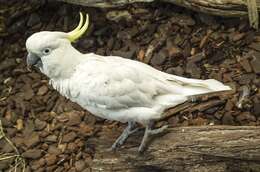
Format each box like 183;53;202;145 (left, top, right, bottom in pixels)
43;48;51;55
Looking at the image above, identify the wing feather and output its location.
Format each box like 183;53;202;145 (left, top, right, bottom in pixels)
71;57;167;110
70;53;229;112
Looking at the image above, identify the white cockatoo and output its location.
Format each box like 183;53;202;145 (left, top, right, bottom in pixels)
26;13;231;152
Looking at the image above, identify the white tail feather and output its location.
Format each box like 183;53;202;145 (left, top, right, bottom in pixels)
204;79;231;92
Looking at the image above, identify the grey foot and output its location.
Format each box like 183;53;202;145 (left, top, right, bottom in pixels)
138;122;168;153
110;121;138;151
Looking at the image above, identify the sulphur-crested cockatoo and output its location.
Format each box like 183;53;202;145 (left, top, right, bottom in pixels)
26;13;231;152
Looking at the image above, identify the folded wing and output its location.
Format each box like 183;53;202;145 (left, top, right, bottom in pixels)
71;54;231;111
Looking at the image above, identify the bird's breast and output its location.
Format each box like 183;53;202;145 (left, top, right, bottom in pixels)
49;79;78;99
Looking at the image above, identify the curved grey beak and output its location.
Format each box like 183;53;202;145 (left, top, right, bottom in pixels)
26;53;41;70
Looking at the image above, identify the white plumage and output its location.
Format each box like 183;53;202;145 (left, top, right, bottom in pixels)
50;52;230;125
25;14;231;152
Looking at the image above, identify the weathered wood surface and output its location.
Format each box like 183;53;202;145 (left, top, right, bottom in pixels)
90;126;260;172
58;0;260;17
161;90;233;120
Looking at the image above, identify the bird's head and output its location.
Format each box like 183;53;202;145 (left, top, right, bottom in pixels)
25;13;89;79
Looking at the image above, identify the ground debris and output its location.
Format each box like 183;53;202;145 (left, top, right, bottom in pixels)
0;1;259;171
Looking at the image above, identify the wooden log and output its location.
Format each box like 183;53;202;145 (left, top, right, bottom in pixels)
161;90;233;120
89;126;260;171
57;0;260;17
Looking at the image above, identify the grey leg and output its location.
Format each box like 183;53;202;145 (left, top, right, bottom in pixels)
138;121;168;153
111;121;138;150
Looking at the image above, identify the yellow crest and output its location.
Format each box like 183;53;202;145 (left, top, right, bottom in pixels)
67;12;89;42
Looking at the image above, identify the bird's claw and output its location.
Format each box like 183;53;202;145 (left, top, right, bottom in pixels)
138;125;168;153
110;122;139;151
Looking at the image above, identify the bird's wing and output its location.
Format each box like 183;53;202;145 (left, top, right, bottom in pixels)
71;55;186;110
71;53;230;111
109;55;230;93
